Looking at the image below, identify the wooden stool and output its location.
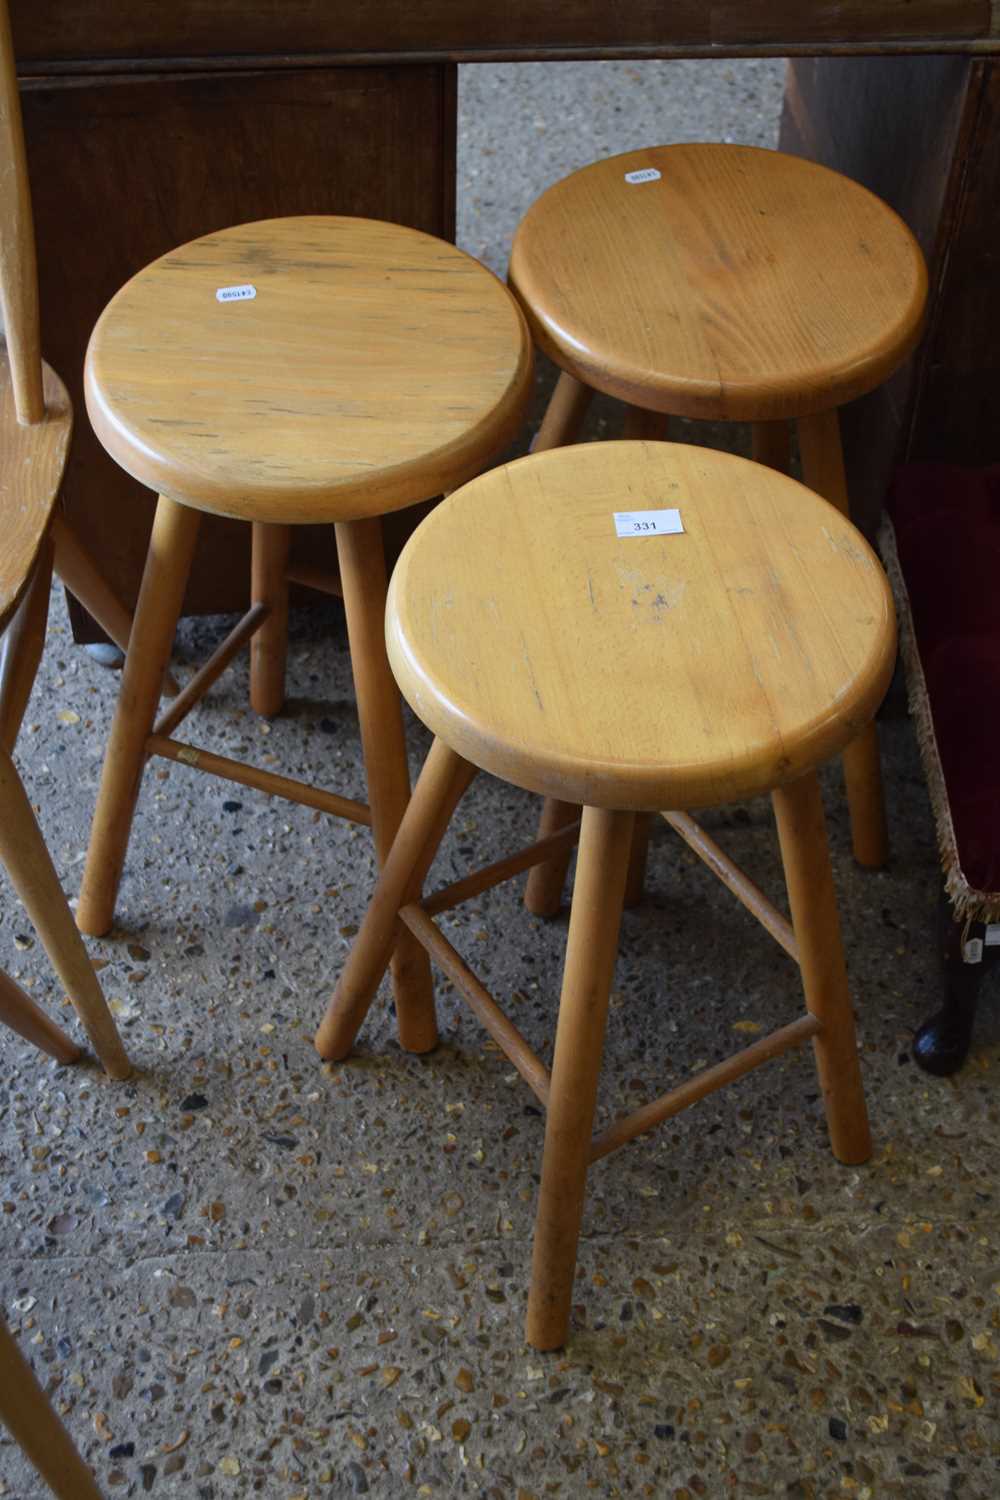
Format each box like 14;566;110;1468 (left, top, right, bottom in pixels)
315;439;895;1350
75;216;531;1039
0;1316;104;1499
508;143;926;897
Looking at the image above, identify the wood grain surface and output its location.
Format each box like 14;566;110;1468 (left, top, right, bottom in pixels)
386;440;896;811
509;144;927;421
9;0;994;68
85;215;531;523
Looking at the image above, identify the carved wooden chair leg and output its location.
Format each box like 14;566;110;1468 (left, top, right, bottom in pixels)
0;1317;104;1500
772;771;871;1164
0;746;130;1078
77;496;201;937
797;409;889;869
315;737;477;1060
0;534;51;753
250;520;291;717
526;806;635;1351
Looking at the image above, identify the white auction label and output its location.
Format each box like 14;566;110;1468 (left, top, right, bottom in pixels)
613;508;684;538
624;167;661;185
216;284;257;302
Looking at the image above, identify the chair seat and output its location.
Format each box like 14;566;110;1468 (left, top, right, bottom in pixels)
386;440;896;810
508;144;927;422
84;216;532;525
0;357;71;632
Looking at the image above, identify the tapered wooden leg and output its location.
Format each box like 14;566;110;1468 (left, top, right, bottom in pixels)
0;747;130;1079
315;738;476;1060
772;772;871;1166
797;408;889;868
0;966;81;1064
624;813;653;908
51;515;179;697
0;537;52;753
77;496;201;937
335;516;442;1052
526;806;635;1351
533;370;593;452
0;1319;105;1500
752;419;791;472
250;521;291;718
524;798;579;916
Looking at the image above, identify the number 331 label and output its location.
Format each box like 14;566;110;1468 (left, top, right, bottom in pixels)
613;508;684;538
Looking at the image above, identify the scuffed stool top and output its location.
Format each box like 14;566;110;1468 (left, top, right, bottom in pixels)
387;440;896;810
509;144;926;421
86;217;532;524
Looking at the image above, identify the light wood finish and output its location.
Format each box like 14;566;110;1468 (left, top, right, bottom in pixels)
77;496;202;937
509;143;927;422
0;965;81;1064
0;1316;104;1499
146;734;371;826
335;516;437;1051
532;369;592;453
387;441;896;811
798;406;890;867
662;810;799;961
0;746;130;1078
422;815;581;916
315;738;478;1061
0;533;52;752
526;804;634;1349
250;522;291;717
523;796;579;916
772;771;872;1164
85;216;532;523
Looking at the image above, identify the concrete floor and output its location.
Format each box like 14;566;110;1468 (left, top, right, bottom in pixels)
4;58;1000;1500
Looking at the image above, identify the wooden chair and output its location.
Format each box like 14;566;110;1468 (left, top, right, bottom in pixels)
0;2;129;1081
0;1316;104;1499
507;143;926;907
74;211;532;1045
315;439;895;1349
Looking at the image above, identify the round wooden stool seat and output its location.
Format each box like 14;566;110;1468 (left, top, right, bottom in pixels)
85;215;531;523
508;144;927;421
387;440;896;811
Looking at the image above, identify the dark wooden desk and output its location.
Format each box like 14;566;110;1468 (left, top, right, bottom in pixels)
11;2;1000;634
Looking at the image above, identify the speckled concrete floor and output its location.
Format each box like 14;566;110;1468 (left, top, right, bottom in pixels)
4;58;1000;1500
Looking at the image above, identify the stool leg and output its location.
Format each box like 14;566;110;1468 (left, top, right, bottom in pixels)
0;535;52;754
335;516;441;1052
0;966;81;1065
533;370;592;452
526;805;635;1351
622;403;667;442
77;496;201;937
50;514;181;698
0;1319;105;1500
772;771;872;1166
751;419;791;472
623;813;653;908
797;408;888;868
0;747;130;1079
315;738;476;1060
524;798;579;916
250;521;291;718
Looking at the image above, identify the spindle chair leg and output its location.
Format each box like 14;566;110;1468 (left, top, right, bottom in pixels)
0;1318;105;1500
797;408;889;868
315;737;476;1060
0;965;81;1064
77;496;201;937
50;515;180;698
526;805;635;1351
523;798;579;916
533;370;593;452
0;746;129;1078
772;771;871;1165
336;518;449;1052
0;535;51;753
250;521;291;718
